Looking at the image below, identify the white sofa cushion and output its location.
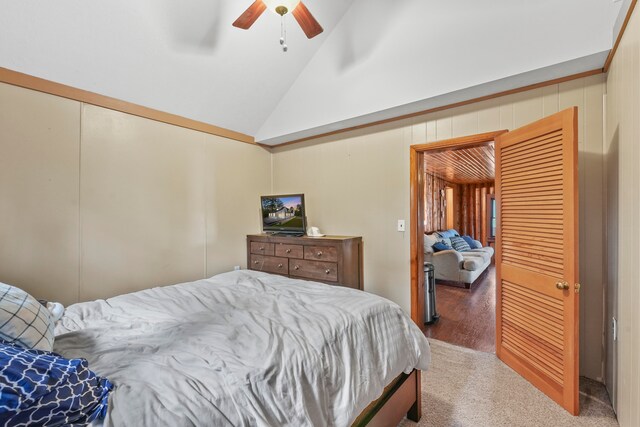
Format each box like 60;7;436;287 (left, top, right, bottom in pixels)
461;251;489;264
424;234;439;253
469;246;494;258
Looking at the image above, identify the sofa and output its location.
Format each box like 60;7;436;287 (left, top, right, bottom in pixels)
424;229;494;288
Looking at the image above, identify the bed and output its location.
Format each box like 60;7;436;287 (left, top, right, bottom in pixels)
53;270;431;426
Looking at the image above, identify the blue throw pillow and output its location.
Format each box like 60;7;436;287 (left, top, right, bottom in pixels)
450;236;471;252
436;230;452;239
0;340;112;426
437;229;460;239
462;236;482;249
446;229;460;237
433;242;452;252
462;236;478;249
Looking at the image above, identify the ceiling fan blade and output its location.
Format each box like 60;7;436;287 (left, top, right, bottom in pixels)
292;2;324;39
233;0;267;30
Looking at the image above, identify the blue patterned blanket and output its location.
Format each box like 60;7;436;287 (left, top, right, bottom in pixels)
0;341;112;426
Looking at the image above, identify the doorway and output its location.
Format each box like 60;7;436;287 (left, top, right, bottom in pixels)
415;133;500;353
410;108;581;414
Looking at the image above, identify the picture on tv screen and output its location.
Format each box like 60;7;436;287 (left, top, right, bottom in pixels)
261;194;306;232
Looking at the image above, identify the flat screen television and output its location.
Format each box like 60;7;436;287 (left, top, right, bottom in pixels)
261;194;306;235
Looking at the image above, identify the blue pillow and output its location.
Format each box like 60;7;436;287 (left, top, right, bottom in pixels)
436;230;452;239
451;236;471;252
437;229;460;239
433;242;452;252
462;235;482;249
0;340;112;426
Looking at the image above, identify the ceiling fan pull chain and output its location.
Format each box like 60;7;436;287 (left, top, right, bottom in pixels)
280;15;285;46
281;14;288;52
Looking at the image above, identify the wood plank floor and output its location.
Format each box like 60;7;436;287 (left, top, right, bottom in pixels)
423;265;496;353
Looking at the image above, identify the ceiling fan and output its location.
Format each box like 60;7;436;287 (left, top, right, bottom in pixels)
233;0;324;49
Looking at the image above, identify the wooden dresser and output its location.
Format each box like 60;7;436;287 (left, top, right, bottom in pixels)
246;234;363;290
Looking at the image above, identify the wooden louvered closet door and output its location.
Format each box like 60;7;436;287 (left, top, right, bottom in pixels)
495;107;579;415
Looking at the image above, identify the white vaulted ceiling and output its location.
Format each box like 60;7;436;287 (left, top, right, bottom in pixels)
0;0;354;136
0;0;625;144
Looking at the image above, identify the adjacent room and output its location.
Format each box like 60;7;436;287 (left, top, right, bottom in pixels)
1;1;639;426
422;142;497;353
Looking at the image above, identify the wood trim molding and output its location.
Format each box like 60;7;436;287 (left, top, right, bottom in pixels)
411;130;506;154
603;0;638;72
267;69;602;149
0;67;255;144
409;146;424;326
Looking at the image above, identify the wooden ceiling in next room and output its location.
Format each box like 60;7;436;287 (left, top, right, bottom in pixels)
424;143;495;184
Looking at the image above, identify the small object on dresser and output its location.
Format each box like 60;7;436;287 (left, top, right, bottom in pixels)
306;226;325;237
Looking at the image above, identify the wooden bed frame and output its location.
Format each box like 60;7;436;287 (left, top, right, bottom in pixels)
352;370;422;426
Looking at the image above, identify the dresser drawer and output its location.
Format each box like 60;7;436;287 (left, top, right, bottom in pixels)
304;246;338;262
275;244;304;259
250;242;275;256
290;259;338;282
250;255;289;275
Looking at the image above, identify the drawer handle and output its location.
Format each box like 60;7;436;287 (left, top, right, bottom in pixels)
325;269;331;274
317;251;323;257
294;265;300;270
259;246;265;251
254;260;260;265
286;249;291;254
277;263;283;269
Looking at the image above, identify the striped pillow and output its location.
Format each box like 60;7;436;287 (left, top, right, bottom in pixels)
450;236;471;252
0;283;55;351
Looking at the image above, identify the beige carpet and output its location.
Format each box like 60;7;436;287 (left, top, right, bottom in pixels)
400;339;618;427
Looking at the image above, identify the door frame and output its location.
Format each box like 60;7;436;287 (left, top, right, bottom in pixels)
409;130;507;325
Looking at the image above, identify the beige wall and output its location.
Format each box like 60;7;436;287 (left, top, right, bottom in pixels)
605;4;640;425
0;83;81;305
272;74;606;381
0;82;271;305
0;64;617;390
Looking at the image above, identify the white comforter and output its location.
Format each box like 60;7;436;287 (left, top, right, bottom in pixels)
53;270;430;427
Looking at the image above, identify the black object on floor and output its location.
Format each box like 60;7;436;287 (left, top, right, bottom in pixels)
424;262;440;324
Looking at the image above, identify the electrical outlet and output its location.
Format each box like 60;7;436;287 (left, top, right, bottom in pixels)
234;265;241;271
397;220;406;232
613;317;617;341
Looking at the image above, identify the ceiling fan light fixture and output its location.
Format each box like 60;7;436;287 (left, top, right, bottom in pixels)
233;0;324;41
263;0;301;15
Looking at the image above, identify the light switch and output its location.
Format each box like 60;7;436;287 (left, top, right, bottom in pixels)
397;220;406;232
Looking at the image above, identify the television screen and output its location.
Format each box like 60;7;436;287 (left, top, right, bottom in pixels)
261;194;306;234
